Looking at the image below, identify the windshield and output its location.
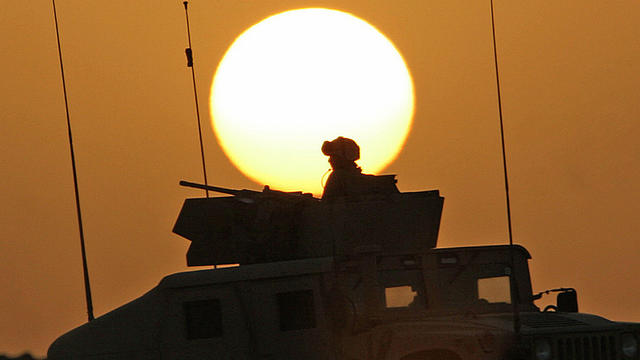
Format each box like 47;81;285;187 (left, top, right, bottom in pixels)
374;257;514;314
478;275;511;304
379;269;427;309
376;255;427;311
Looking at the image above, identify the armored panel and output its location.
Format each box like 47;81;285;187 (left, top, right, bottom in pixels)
173;190;443;266
298;191;443;256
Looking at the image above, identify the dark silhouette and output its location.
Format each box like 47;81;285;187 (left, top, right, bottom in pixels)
321;136;399;199
46;138;640;359
321;136;363;199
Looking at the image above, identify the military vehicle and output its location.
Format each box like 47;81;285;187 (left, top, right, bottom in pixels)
48;139;639;359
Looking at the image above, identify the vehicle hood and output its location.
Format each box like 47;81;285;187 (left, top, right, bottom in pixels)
465;311;640;335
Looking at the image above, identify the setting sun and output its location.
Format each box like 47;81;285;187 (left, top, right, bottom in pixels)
210;8;414;195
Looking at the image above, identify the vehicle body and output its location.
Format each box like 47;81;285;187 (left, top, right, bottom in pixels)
48;181;640;359
48;244;640;359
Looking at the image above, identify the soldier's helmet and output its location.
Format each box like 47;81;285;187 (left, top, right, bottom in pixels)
321;136;360;162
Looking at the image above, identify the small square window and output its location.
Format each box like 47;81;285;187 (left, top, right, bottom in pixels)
379;269;427;309
277;290;316;331
478;276;511;304
385;286;418;308
183;299;223;339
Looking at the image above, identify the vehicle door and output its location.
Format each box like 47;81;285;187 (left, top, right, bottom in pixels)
239;274;335;359
161;284;251;360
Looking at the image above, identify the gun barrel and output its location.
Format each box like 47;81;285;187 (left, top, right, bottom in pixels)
179;180;241;196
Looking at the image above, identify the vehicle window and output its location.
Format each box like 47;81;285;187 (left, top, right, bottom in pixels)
277;289;316;331
183;299;223;339
478;276;511;304
379;269;427;309
385;286;418;308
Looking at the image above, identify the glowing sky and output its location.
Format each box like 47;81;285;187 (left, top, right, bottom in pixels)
1;0;640;356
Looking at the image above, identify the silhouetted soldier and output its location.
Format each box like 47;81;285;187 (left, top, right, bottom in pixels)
321;137;400;200
321;137;363;199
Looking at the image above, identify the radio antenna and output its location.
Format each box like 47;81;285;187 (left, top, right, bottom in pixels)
52;0;94;322
182;1;210;198
489;0;520;333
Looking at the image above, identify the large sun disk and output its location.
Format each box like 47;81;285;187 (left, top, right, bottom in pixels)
210;8;414;195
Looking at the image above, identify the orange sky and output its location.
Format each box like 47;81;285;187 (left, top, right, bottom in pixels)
2;0;640;357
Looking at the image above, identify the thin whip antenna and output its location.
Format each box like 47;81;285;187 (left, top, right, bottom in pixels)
490;0;520;334
183;1;209;198
490;0;513;247
52;0;94;322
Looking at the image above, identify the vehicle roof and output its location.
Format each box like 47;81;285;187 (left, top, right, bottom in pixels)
159;256;334;289
159;244;530;289
434;244;531;259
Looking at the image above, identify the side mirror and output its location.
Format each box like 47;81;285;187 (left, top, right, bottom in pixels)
557;289;578;312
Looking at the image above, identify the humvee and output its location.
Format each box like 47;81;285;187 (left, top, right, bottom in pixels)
48;177;640;359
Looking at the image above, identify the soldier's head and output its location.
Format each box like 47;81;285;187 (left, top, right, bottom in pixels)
322;137;360;170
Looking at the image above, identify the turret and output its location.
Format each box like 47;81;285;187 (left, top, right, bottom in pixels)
173;138;444;266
